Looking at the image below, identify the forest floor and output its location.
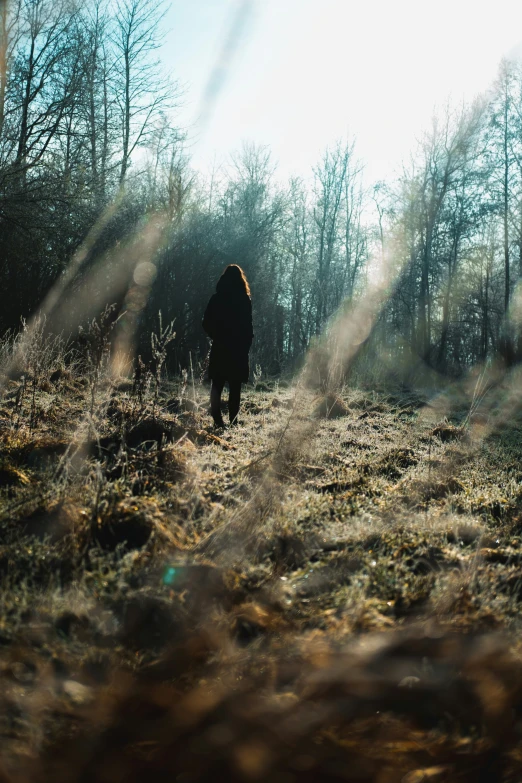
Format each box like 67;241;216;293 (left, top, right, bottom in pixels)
2;363;522;781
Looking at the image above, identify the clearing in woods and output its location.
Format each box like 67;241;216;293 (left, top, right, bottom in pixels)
1;363;522;780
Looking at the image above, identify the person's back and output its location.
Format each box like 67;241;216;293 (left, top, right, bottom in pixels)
203;265;253;427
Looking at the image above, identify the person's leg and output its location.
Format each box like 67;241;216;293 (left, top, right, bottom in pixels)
210;378;225;427
228;380;242;425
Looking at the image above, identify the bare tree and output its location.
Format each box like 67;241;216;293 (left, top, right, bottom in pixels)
312;142;349;333
112;0;176;185
0;0;23;139
9;0;79;174
486;60;520;363
284;177;313;359
76;0;116;202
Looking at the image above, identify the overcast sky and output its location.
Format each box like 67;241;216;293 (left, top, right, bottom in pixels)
163;0;522;183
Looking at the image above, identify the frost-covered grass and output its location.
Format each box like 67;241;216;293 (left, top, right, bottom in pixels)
2;352;522;780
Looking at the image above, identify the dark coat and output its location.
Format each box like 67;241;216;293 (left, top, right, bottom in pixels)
203;291;253;382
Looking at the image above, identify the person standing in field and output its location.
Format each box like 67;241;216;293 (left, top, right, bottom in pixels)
203;264;253;428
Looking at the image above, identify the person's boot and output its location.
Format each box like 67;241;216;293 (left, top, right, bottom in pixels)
229;382;241;427
210;381;225;428
212;414;225;429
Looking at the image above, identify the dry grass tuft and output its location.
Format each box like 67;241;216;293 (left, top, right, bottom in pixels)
0;462;30;489
314;393;351;418
431;420;467;442
92;497;162;552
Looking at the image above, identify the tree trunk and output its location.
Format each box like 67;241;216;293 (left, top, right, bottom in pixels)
0;0;7;137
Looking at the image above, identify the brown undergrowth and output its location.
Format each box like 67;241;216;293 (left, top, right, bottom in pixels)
1;352;522;780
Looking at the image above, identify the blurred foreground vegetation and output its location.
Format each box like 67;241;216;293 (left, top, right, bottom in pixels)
1;321;522;781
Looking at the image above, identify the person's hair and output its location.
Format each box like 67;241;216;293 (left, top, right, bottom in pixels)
216;264;251;297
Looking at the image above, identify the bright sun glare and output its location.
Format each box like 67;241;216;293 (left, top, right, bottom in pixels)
165;0;522;182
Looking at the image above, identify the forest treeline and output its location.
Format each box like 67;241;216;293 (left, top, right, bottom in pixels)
1;0;522;379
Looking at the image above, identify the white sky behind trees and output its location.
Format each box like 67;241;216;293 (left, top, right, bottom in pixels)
163;0;522;183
